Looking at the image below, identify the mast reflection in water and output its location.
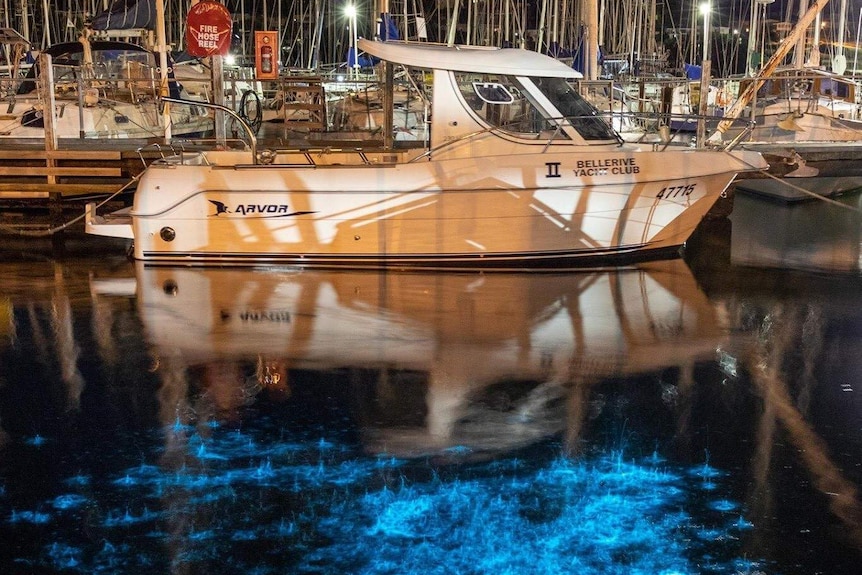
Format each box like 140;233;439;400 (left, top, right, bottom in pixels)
0;254;860;574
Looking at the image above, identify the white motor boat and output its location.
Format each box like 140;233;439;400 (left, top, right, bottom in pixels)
86;39;766;269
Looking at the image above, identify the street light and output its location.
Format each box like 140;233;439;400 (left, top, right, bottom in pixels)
700;2;711;62
345;4;359;75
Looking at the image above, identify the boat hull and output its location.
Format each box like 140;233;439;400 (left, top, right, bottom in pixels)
734;175;862;202
734;143;862;202
124;149;759;269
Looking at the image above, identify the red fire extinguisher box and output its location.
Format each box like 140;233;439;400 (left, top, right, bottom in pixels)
255;31;278;80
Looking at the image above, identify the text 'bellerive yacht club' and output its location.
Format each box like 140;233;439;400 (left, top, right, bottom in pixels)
86;39;767;270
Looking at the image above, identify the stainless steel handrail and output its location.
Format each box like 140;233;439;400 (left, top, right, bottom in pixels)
162;96;259;163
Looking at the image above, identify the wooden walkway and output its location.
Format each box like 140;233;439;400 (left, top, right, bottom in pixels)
0;139;161;201
0;138;193;236
0;126;370;204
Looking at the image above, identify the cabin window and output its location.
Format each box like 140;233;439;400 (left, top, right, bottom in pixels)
532;77;617;141
456;72;561;137
473;82;515;104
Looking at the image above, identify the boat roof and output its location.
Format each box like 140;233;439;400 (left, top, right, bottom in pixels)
43;40;150;58
359;39;583;79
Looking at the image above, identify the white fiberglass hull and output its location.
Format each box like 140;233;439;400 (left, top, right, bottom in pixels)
123;148;763;268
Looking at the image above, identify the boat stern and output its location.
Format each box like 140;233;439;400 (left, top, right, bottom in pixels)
85;202;134;240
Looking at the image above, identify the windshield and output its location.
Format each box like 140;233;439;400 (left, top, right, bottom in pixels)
533;77;617;141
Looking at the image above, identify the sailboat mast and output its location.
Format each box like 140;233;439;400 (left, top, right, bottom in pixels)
309;0;324;69
793;0;808;68
446;0;460;46
835;0;848;73
537;0;547;52
585;0;598;80
808;11;821;66
854;5;861;73
550;0;558;48
598;0;604;50
504;0;510;46
20;0;29;46
746;0;759;76
155;0;171;141
40;0;49;48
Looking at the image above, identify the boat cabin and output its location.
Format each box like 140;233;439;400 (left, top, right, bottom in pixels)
357;39;619;158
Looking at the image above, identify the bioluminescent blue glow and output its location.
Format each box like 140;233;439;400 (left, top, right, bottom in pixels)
0;413;766;575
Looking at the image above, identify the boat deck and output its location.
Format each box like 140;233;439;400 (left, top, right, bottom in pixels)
0;129;397;202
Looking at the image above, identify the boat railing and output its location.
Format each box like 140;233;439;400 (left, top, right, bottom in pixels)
135;139;250;171
139;137;404;169
135;142;216;167
406;110;755;161
161;96;259;162
232;148;377;168
588;109;757;150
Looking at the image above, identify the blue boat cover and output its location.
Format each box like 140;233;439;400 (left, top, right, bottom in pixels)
91;0;155;31
684;63;702;80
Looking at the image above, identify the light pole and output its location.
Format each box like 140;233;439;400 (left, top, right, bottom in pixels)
696;2;711;148
345;4;359;76
699;2;711;63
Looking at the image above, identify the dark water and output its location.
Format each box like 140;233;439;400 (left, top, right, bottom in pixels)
1;194;862;574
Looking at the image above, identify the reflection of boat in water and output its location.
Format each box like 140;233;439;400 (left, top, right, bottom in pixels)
86;39;765;269
5;255;862;573
99;260;725;458
730;192;862;273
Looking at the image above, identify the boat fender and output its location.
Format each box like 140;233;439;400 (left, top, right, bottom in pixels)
21;108;43;128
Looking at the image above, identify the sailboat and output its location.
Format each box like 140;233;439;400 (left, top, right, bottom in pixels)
710;0;862;201
0;0;214;140
0;36;212;139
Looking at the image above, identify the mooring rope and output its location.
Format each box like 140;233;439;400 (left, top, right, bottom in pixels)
729;150;862;213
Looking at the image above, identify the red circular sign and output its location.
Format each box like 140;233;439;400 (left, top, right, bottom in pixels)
186;1;233;57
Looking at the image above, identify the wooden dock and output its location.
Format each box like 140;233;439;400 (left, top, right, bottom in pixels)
0;148;133;200
0;138;174;239
0;139;161;202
